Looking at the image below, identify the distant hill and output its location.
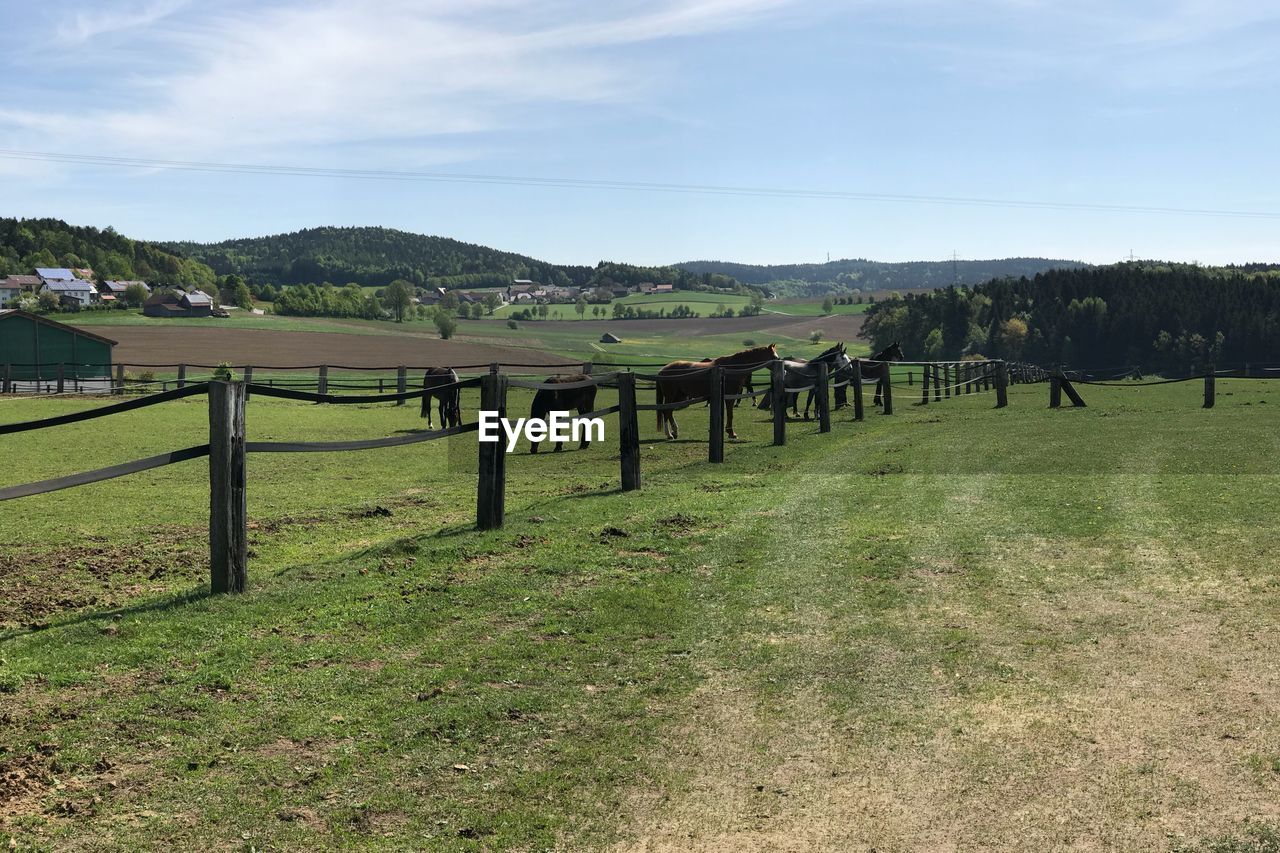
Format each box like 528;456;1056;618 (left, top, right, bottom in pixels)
164;226;596;291
676;257;1091;297
0;217;215;288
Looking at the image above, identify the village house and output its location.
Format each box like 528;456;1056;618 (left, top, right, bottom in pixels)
100;280;151;300
35;267;80;283
40;279;97;306
0;280;23;306
0;274;42;294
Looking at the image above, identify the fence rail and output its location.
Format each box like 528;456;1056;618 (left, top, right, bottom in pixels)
2;357;1015;595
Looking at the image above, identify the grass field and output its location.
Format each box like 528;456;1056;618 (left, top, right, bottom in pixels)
4;378;1280;850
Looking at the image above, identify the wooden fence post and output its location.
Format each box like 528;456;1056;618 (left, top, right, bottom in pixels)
177;363;187;389
477;367;507;530
1204;366;1216;409
881;364;894;415
2;363;10;394
209;380;248;594
816;361;831;433
933;364;942;401
852;359;865;421
114;363;125;396
995;361;1008;408
396;365;407;406
908;370;913;386
944;363;951;399
770;360;786;446
921;364;930;405
56;363;65;394
618;372;641;491
708;365;725;463
243;366;253;400
1049;375;1062;408
317;365;329;396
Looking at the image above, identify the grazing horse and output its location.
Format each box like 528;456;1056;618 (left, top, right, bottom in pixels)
529;373;598;453
656;344;779;440
861;342;905;407
758;342;853;419
419;367;461;428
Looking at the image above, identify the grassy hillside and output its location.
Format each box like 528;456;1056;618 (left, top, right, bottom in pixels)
3;380;1280;849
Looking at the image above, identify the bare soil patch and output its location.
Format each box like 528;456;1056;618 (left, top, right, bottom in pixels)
103;327;579;369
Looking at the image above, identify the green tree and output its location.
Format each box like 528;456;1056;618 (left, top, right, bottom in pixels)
434;310;457;339
123;283;149;308
822;294;835;314
537;303;549;320
484;293;502;315
232;281;254;310
37;290;60;312
575;297;587;318
382;279;415;323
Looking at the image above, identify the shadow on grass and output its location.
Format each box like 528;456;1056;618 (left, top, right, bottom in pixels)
0;585;213;645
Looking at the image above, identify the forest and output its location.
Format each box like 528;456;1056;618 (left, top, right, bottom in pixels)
0;218;215;289
678;256;1089;296
164;226;745;294
861;262;1280;371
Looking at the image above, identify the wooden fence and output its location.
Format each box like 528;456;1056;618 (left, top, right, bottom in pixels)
0;357;1010;595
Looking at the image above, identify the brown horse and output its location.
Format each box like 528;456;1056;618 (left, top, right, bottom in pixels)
419;367;461;428
529;373;598;453
656;344;778;440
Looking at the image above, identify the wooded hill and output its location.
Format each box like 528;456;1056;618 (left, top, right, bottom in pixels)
0;218;215;289
861;262;1280;370
677;257;1090;297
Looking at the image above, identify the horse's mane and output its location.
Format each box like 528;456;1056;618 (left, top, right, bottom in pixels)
713;344;778;367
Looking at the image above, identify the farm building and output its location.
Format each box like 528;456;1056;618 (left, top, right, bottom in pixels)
0;309;116;384
600;332;622;344
143;289;214;318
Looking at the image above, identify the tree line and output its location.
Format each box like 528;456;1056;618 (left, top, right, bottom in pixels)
861;263;1280;371
0;217;215;289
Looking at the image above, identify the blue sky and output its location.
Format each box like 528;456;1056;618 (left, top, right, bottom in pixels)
1;0;1278;266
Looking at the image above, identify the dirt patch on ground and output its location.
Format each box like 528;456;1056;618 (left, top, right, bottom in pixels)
102;326;579;370
0;533;205;628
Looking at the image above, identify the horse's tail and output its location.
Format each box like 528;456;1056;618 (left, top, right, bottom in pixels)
448;369;460;422
655;381;664;429
419;379;429;418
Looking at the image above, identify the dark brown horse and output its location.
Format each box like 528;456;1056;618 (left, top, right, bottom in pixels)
656;344;779;440
420;367;461;428
861;342;905;407
530;373;598;453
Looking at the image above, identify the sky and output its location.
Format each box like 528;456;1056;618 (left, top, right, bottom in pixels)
1;0;1278;267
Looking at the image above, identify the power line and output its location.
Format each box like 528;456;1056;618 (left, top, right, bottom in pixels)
2;148;1279;220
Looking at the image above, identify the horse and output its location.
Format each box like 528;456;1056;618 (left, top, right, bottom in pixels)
758;342;853;419
529;373;598;453
861;342;905;407
656;344;779;440
419;367;461;429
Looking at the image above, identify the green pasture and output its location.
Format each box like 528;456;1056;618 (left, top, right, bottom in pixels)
766;299;871;316
3;379;1280;849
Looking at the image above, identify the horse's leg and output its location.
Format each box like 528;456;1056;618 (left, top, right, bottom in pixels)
804;389;814;420
873;374;884;407
726;398;737;439
425;393;435;428
577;402;591;450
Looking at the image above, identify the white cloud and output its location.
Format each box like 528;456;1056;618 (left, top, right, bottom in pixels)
55;0;189;45
3;0;798;164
